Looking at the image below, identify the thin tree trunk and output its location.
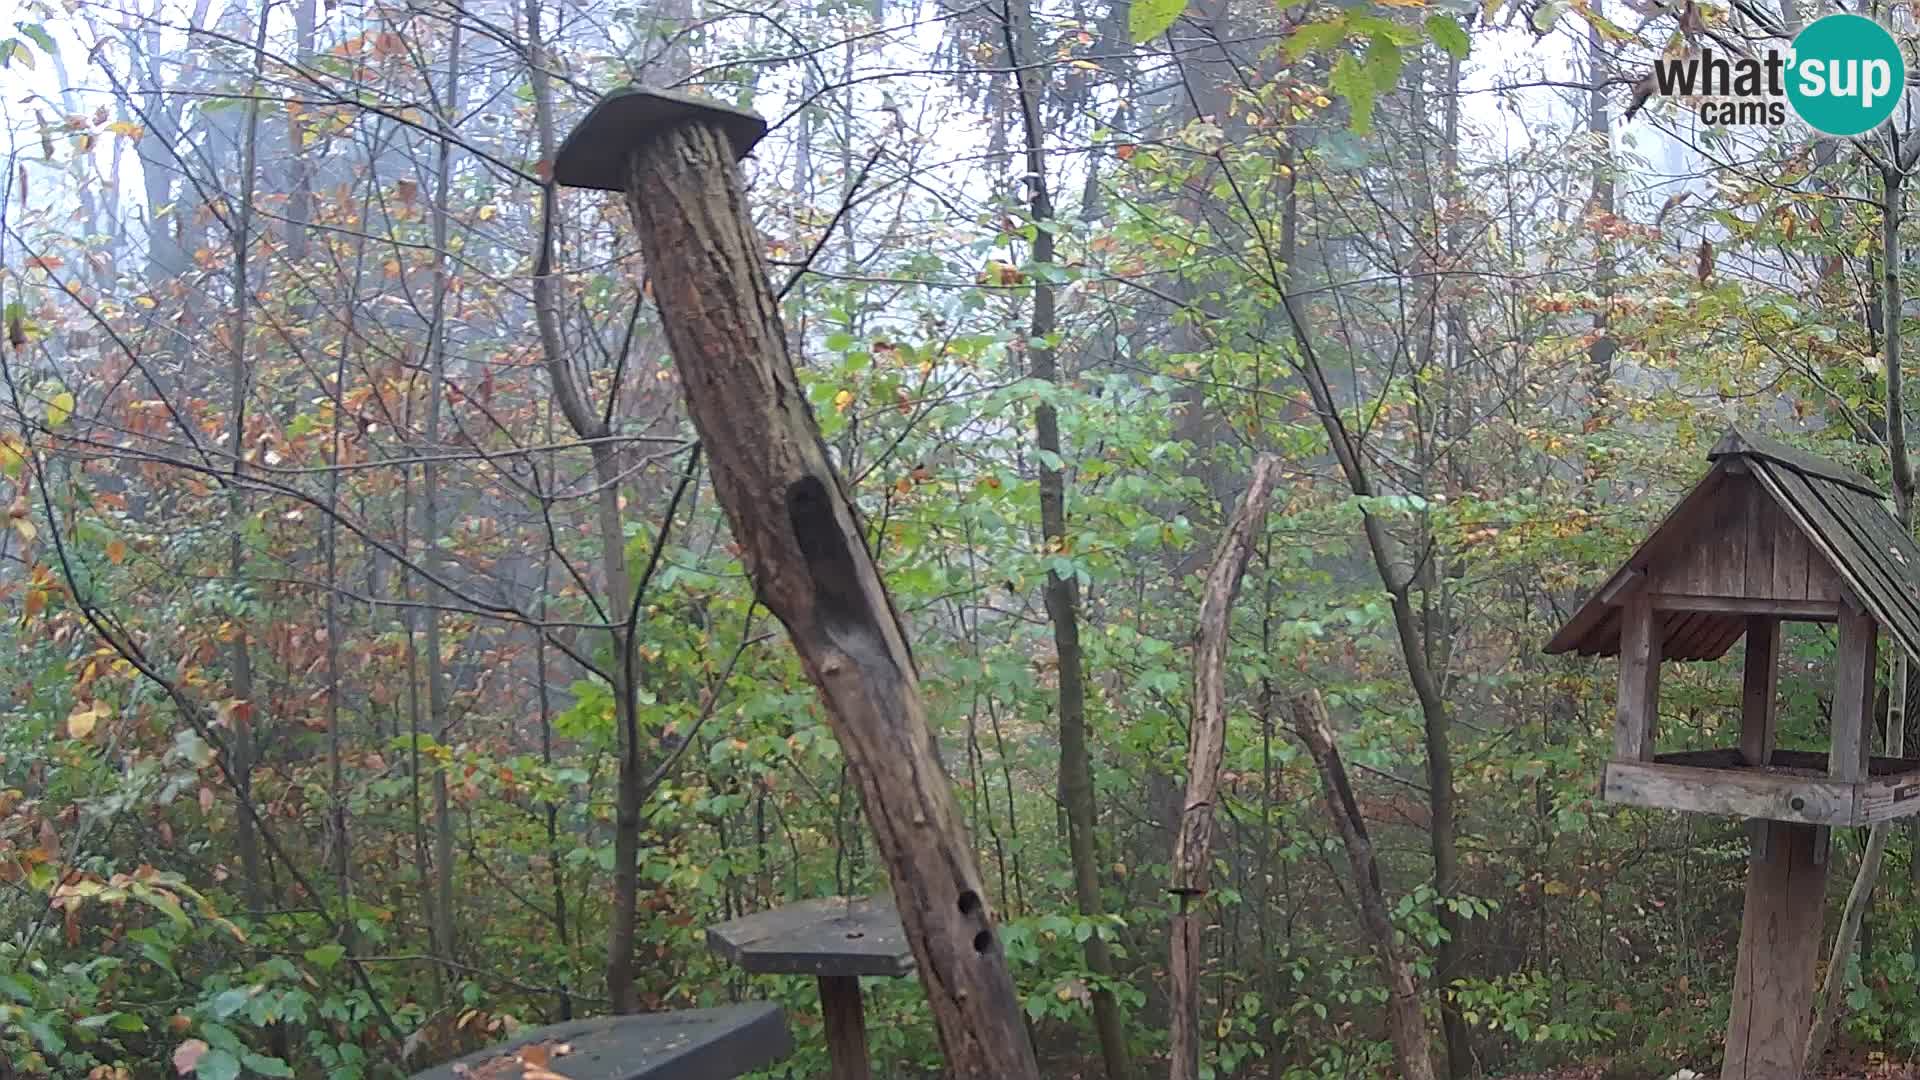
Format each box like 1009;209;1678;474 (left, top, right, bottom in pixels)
1274;177;1467;1076
225;0;271;935
1000;1;1128;1074
1807;162;1912;1072
1291;690;1438;1080
419;18;464;985
525;0;646;1011
1170;455;1283;1080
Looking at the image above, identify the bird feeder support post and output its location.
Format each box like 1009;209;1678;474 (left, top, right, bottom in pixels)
556;91;1041;1080
818;975;871;1080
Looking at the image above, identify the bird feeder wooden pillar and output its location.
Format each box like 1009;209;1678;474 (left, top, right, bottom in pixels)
551;87;1040;1080
1548;430;1920;1080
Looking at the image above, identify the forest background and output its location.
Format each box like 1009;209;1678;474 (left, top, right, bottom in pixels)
0;0;1911;1076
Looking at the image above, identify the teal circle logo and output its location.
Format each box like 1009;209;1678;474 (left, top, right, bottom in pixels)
1786;14;1905;136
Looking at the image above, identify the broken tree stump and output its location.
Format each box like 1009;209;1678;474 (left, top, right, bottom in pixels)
554;87;1041;1080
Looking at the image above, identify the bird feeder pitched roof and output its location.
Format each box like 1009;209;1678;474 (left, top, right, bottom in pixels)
1545;429;1920;664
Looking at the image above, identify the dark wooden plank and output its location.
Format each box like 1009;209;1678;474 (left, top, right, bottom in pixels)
1753;464;1879;617
1603;760;1855;824
1769;748;1920;776
1545;464;1732;656
708;897;915;978
1652;748;1747;768
1832;604;1877;782
1696;615;1750;662
1710;476;1754;596
1710;428;1881;496
1820;484;1920;662
1746;477;1778;598
1649;594;1838;620
1773;466;1919;653
1768;497;1813;601
1615;591;1660;761
1742;617;1780;766
409;1005;791;1080
1722;820;1829;1080
1807;483;1915;633
1658;611;1700;659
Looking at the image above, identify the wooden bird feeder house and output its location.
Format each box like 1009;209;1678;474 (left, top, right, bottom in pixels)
1546;429;1920;1079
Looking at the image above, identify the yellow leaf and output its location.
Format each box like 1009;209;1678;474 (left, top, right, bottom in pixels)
67;703;100;739
12;517;35;543
0;436;21;478
46;391;73;428
833;389;854;413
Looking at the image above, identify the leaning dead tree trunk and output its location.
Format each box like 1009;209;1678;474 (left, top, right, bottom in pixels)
555;91;1041;1079
1291;690;1438;1080
1169;455;1282;1080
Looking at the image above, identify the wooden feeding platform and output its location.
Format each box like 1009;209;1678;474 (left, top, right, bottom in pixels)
407;1004;791;1080
1606;748;1920;826
1546;429;1920;1080
707;896;913;1080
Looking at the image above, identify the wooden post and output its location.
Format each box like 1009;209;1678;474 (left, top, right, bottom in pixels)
1169;455;1282;1080
1616;590;1660;761
818;976;871;1080
1740;616;1779;767
1722;820;1828;1080
1832;603;1878;782
555;90;1040;1080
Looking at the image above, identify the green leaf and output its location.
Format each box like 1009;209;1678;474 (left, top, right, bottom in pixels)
1365;35;1405;93
197;1048;242;1080
305;943;346;972
1531;0;1565;31
207;987;251;1019
24;1016;62;1053
1330;53;1378;134
1285;17;1348;58
46;390;73;428
1426;13;1470;58
16;23;55;54
1130;0;1185;41
0;975;30;1003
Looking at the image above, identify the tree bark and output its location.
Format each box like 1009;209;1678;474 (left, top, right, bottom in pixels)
1170;455;1283;1080
1291;690;1438;1080
615;117;1040;1080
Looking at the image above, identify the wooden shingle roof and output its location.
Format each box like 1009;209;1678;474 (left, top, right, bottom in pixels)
1545;429;1920;664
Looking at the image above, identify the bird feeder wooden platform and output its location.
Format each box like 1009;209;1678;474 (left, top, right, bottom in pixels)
407;1004;791;1080
1546;429;1920;1079
707;896;913;1080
